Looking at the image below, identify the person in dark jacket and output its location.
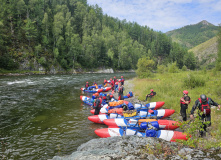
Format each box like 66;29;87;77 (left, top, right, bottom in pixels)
120;76;125;85
180;90;191;121
190;94;220;136
92;93;103;115
118;83;124;100
146;89;156;101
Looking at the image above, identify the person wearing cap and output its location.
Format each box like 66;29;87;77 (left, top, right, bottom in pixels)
190;94;221;136
85;82;89;90
180;90;191;121
120;76;125;85
146;89;156;101
91;93;103;115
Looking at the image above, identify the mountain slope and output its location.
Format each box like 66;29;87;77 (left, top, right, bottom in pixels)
189;36;218;68
166;20;219;49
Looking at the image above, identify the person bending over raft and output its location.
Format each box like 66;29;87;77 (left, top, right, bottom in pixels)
118;83;124;100
91;93;103;115
104;78;108;87
93;81;98;89
180;90;191;121
146;89;156;101
190;94;220;136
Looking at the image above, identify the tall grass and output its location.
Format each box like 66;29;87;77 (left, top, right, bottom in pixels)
132;70;221;148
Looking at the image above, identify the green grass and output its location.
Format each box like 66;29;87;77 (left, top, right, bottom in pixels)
132;70;221;148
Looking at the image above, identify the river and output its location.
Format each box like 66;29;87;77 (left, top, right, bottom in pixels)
0;72;136;159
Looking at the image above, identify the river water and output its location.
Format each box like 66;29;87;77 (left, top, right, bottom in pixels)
0;73;136;159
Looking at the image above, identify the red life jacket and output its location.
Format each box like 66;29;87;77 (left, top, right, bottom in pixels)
198;98;211;115
85;84;89;88
119;86;123;93
93;98;102;108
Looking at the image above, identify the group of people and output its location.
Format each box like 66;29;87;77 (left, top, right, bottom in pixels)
146;88;220;136
89;76;125;115
179;90;220;136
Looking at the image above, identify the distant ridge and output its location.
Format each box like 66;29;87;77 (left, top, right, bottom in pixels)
166;20;219;49
189;36;218;68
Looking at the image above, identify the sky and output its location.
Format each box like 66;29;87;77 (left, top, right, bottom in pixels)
87;0;221;33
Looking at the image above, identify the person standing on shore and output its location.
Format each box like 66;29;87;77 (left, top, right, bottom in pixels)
118;83;124;100
190;94;220;136
91;93;103;115
180;90;191;121
120;76;125;85
110;78;115;94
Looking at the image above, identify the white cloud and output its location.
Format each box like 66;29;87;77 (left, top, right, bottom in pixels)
87;0;221;32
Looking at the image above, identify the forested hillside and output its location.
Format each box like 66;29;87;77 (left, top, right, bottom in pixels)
0;0;196;72
189;36;218;69
166;20;219;49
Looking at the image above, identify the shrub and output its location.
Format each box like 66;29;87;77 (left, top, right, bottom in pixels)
182;65;187;71
157;65;166;74
136;57;155;78
168;62;179;73
183;74;205;89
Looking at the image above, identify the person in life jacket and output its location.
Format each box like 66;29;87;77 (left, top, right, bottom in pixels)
120;76;125;85
104;78;108;87
180;90;191;121
113;76;118;92
92;93;103;115
118;83;124;100
85;82;89;90
110;78;115;92
146;89;156;101
190;94;220;136
93;81;98;89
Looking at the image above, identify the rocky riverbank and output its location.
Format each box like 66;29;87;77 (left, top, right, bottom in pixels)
52;136;221;160
52;79;221;160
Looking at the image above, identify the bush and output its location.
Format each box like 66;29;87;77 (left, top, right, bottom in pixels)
157;65;166;74
168;62;179;73
136;57;155;78
183;74;205;89
182;65;187;71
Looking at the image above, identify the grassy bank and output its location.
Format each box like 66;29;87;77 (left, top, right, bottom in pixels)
132;70;221;148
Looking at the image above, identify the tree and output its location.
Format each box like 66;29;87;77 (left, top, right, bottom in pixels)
183;51;196;70
136;57;155;78
23;18;37;47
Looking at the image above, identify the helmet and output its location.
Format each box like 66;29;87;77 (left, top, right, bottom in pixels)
200;94;207;102
94;93;99;97
183;90;188;95
114;76;116;78
99;93;103;96
121;76;123;78
150;89;153;92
